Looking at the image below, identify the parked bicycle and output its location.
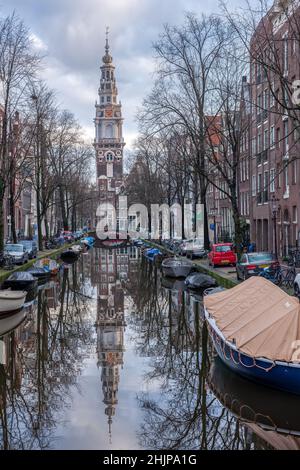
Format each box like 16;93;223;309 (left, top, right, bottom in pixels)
256;265;283;286
0;251;15;270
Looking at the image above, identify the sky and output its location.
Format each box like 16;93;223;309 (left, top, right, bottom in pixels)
1;0;240;150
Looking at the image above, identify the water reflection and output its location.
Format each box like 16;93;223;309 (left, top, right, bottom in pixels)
0;247;299;450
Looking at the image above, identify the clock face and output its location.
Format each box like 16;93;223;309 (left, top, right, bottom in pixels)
105;107;113;118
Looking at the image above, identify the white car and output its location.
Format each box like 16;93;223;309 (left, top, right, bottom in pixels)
181;238;206;259
4;244;29;265
294;273;300;296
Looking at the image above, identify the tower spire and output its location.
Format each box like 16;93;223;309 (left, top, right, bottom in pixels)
105;26;110;54
102;26;113;64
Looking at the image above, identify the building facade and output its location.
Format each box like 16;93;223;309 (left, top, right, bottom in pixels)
250;0;300;256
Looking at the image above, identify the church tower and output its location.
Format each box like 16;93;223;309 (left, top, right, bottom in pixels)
94;29;125;209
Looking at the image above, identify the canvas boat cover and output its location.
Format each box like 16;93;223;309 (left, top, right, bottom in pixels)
203;276;300;362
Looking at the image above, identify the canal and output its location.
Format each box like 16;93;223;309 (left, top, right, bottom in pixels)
0;246;299;450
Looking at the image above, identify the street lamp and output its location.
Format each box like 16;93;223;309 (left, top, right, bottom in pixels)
271;195;279;260
210;207;218;244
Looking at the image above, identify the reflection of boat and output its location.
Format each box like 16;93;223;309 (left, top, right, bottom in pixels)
161;277;187;292
2;272;38;291
34;258;60;275
0;290;27;314
162;258;193;278
96;239;129;249
208;358;300;449
143;248;162;262
27;267;51;283
0;308;27;336
185;273;217;290
204;277;300;395
71;244;82;254
60;250;79;263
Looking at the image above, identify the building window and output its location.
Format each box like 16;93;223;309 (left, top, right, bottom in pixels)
270;168;275;193
257;173;262;204
107;96;111;103
257;134;262;154
270;126;275;147
101;96;104;103
263;129;268;151
263;171;268;203
252;175;256;196
283;119;289;155
263;89;269;111
292;159;297;184
283;34;288;75
293;206;297;223
276;127;281;149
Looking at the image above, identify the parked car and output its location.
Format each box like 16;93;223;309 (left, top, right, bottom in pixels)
294;273;300;297
208;243;237;268
18;240;38;259
4;244;29;265
61;231;74;242
236;252;278;281
179;239;195;256
185;239;206;259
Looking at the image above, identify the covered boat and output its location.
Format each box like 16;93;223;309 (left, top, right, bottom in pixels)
161;257;193;278
185;272;217;290
0;290;27;314
2;272;38;291
204;276;300;394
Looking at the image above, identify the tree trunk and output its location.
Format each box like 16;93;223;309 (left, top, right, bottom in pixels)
9;175;17;243
59;186;68;230
232;202;243;259
0;179;5;251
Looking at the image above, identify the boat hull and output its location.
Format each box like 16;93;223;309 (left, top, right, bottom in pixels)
0;292;27;313
2;279;37;291
206;315;300;395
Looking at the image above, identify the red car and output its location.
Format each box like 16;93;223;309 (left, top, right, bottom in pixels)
208;243;237;267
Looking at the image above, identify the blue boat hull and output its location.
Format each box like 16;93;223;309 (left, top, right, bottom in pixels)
207;323;300;395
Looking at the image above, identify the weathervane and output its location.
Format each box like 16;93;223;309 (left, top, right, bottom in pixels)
105;26;110;52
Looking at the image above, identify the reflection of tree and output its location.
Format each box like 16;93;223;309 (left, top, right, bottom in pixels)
0;258;95;449
129;266;261;450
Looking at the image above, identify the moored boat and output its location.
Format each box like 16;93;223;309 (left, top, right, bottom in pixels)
2;272;38;291
0;307;27;335
0;290;27;314
204;276;300;395
161;257;193;278
185;272;217;290
60;250;79;263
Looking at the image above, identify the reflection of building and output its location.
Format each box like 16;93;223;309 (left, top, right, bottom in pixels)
95;247;129;440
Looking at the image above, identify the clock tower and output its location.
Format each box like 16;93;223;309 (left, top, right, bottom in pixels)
94;29;125;209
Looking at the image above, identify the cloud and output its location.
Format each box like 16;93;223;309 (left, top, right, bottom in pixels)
1;0;240;150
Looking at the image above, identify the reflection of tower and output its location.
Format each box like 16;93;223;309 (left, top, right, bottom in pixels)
95;247;127;442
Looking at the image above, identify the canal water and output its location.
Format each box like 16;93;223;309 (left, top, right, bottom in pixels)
0;246;299;450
